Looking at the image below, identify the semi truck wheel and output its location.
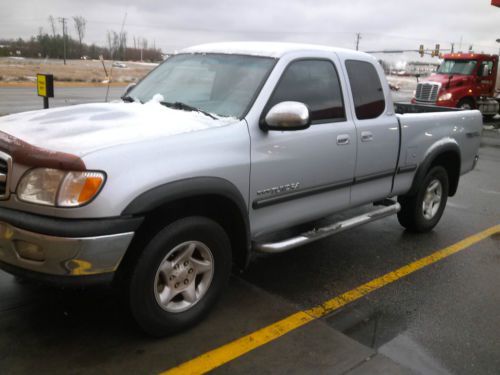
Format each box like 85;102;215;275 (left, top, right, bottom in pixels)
457;98;475;110
128;216;232;336
397;166;449;233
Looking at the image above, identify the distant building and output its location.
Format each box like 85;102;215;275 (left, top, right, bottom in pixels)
406;61;440;76
377;59;391;75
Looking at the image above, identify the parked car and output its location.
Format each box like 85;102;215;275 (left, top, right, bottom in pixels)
0;42;482;336
112;61;127;68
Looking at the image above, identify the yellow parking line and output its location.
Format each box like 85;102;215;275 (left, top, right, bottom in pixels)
162;224;500;375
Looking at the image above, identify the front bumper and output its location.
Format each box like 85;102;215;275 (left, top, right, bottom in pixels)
413;98;458;108
0;207;142;281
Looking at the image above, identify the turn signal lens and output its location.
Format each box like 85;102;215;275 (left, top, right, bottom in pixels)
57;172;105;207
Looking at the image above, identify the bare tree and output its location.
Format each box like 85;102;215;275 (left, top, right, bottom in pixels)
106;30;120;59
48;15;57;37
106;30;114;59
119;31;127;60
73;16;86;56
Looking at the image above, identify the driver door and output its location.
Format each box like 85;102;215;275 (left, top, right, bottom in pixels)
248;57;357;237
477;60;496;96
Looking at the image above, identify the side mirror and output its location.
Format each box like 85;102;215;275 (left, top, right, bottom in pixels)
479;65;490;77
123;82;136;96
262;101;311;131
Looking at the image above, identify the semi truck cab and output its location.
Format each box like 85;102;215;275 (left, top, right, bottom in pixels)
413;52;500;119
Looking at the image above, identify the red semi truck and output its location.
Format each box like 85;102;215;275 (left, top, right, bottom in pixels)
412;53;500;120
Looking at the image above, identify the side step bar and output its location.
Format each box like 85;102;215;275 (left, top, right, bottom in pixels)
254;202;401;253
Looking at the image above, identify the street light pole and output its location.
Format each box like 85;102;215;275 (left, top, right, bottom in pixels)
496;38;500;55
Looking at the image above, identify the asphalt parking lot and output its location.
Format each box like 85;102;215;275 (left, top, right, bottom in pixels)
0;89;499;374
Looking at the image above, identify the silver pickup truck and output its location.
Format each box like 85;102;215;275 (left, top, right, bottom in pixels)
0;42;482;335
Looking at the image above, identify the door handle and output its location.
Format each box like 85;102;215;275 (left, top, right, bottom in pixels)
361;131;373;142
336;134;350;145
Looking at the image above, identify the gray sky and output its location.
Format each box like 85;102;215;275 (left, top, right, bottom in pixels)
1;0;499;61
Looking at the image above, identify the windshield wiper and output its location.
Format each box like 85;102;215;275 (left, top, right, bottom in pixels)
121;95;142;103
160;101;217;120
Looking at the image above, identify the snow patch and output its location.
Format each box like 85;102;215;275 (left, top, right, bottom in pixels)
0;102;239;156
182;41;355;58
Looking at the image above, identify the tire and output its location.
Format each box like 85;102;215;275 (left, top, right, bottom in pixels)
457;98;475;110
483;114;496;122
128;216;232;336
397;166;449;233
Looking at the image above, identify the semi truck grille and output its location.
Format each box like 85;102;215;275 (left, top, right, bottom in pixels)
415;82;440;103
0;151;12;200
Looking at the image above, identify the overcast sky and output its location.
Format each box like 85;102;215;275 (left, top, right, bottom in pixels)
1;0;499;61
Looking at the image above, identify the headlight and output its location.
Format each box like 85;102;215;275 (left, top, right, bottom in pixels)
17;168;105;207
438;93;452;101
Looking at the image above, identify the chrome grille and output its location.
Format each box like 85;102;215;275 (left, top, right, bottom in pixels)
0;151;12;200
415;82;440;103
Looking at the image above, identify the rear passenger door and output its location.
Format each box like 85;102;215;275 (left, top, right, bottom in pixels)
248;57;356;236
344;59;400;205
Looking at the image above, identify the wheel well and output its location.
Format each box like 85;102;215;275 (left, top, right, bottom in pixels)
430;151;460;196
116;195;250;281
457;96;476;108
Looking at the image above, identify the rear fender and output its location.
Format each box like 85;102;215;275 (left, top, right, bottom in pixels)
407;138;461;197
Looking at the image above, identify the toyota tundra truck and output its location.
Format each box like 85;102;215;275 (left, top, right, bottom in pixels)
0;42;482;335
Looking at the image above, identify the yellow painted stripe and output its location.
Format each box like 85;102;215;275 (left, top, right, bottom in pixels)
162;224;500;375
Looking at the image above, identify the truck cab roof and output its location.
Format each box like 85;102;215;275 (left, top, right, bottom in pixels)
443;52;499;61
182;41;370;59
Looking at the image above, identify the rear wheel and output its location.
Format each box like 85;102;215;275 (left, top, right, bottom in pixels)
128;216;232;336
397;166;449;233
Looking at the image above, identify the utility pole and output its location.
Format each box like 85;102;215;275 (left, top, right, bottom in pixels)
58;17;68;65
355;33;361;51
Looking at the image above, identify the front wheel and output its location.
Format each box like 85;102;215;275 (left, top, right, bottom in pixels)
128;216;232;336
397;166;449;233
457;98;475;110
483;114;496;122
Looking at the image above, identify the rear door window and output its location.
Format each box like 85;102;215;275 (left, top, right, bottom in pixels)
345;60;385;120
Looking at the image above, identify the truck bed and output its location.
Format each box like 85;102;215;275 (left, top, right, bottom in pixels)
394;102;462;114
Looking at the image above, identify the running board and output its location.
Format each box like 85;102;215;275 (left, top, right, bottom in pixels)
254;202;401;253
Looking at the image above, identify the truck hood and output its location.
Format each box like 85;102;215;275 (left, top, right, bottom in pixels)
425;73;472;88
0;102;238;163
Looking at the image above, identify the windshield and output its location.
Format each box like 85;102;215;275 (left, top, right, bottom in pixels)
437;59;477;75
128;53;276;118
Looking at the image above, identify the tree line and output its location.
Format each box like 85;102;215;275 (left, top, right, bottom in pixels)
0;15;163;62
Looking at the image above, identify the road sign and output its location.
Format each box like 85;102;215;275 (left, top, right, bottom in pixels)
37;74;54;98
36;74;54;109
